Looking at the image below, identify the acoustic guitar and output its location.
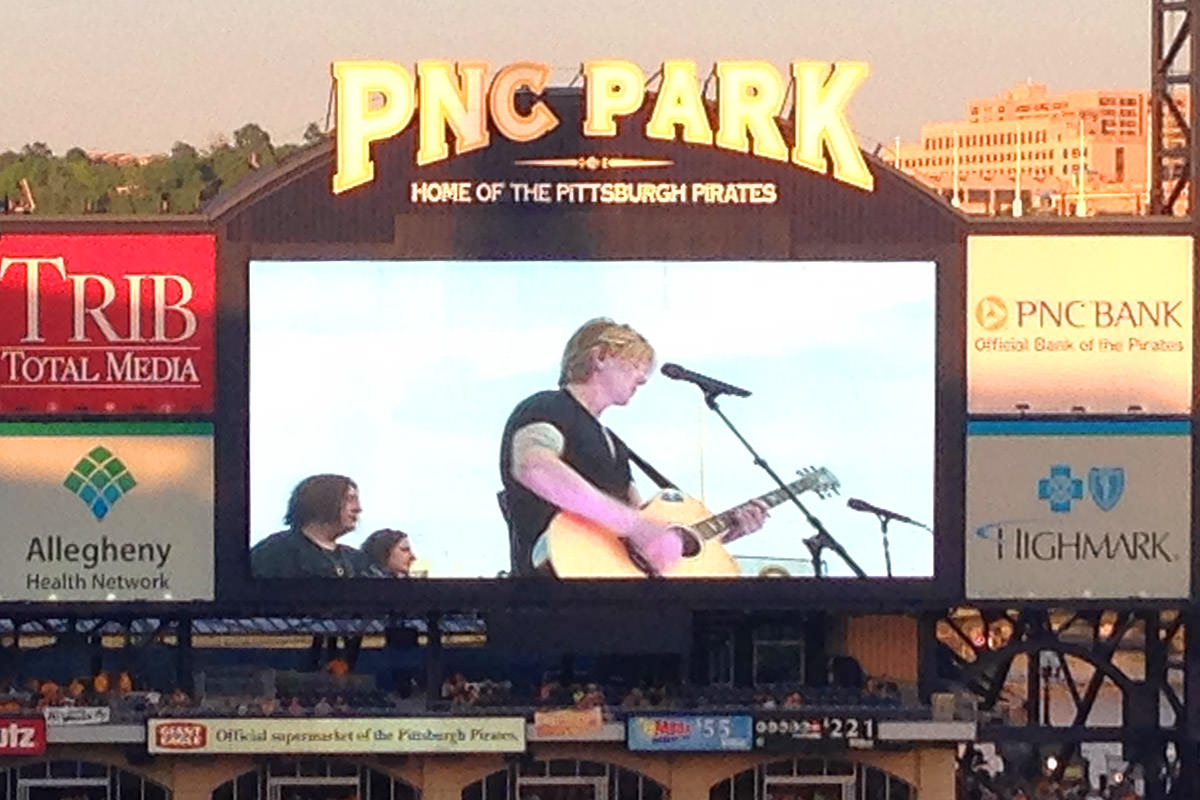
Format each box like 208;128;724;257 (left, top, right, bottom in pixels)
532;467;839;578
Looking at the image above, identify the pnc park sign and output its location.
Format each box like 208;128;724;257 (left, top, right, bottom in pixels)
331;59;875;195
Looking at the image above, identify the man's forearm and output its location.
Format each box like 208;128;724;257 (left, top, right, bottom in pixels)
515;454;642;535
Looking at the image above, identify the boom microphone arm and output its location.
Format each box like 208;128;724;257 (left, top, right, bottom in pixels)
846;498;931;530
698;392;867;580
845;498;930;578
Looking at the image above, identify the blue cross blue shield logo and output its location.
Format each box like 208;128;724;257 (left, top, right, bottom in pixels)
1088;467;1125;512
1037;465;1083;513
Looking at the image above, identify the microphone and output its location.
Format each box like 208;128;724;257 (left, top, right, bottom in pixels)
846;498;930;529
660;363;751;398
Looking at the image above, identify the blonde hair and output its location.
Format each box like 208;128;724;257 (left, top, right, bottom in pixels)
559;318;654;387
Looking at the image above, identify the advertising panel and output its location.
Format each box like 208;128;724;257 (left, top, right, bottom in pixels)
965;420;1190;600
147;717;525;754
43;706;111;726
0;234;216;415
0;718;47;755
0;422;214;602
753;713;877;751
247;260;935;581
966;236;1192;415
627;715;753;752
532;707;605;739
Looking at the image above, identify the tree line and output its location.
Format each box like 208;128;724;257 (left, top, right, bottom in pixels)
0;122;324;215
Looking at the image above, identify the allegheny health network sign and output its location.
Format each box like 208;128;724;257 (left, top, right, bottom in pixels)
0;422;214;602
965;420;1190;600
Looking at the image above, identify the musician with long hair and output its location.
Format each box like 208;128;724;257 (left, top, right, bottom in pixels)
251;474;372;578
361;528;417;577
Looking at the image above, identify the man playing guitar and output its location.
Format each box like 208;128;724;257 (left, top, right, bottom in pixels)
499;317;768;577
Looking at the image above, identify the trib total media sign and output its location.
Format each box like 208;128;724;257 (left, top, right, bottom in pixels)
0;234;216;415
967;236;1193;414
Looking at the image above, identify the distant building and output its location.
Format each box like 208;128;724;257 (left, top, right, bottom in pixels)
892;82;1184;216
85;149;159;167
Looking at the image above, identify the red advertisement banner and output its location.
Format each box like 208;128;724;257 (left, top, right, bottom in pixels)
0;234;216;414
153;720;208;750
0;717;46;755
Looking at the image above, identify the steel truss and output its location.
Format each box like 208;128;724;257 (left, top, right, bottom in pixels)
932;608;1196;799
1151;0;1199;214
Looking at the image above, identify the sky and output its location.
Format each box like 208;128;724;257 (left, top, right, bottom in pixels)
249;260;935;579
0;0;1151;156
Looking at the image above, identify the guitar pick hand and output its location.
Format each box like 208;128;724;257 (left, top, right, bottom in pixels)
626;519;684;576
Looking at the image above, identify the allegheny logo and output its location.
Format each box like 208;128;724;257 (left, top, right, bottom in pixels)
63;447;137;520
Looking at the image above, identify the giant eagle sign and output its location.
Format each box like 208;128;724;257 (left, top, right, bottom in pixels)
331;60;874;194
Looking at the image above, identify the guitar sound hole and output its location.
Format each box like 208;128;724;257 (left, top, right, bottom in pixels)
621;529;701;576
674;527;702;558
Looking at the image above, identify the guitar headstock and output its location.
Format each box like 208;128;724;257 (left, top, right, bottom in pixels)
795;466;840;499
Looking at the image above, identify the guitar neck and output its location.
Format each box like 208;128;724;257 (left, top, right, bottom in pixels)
693;477;817;546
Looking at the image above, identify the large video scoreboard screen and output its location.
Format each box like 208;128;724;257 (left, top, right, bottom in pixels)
248;259;935;581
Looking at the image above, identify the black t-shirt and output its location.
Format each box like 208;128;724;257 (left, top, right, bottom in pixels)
499;389;632;575
250;529;373;578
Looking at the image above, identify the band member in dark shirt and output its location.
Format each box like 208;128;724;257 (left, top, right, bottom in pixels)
500;317;766;576
251;474;372;578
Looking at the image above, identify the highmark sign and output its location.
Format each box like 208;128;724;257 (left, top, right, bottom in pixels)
331;59;874;195
964;420;1191;600
147;717;526;754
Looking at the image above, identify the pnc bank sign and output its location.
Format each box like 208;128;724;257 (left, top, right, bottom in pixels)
966;236;1193;415
331;59;874;195
974;296;1184;333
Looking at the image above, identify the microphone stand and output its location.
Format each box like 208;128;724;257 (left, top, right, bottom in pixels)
876;515;893;578
702;391;867;579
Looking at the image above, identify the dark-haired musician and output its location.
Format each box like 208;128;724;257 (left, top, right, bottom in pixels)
251;474;373;578
499;317;766;577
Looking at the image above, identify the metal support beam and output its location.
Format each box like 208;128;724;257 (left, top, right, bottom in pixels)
1151;0;1198;214
938;607;1192;798
424;613;443;706
1181;609;1200;798
176;617;194;695
1140;613;1168;800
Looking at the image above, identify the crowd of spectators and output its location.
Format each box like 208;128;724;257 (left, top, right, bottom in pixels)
0;654;917;725
964;774;1141;800
429;666;916;721
961;746;1146;800
0;671;192;715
